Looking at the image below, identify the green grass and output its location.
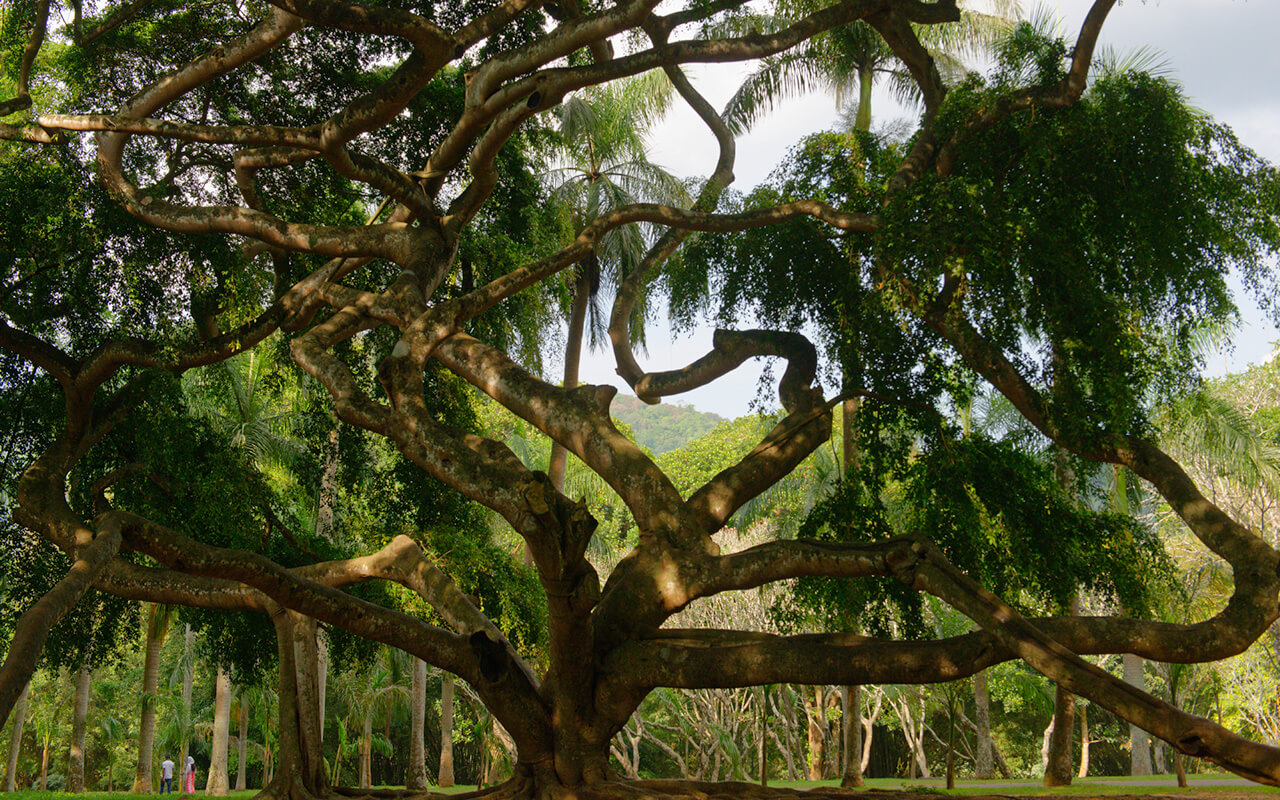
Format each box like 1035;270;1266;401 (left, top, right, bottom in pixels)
8;777;1280;800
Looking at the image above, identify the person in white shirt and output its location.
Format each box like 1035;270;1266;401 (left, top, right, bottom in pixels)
160;758;175;794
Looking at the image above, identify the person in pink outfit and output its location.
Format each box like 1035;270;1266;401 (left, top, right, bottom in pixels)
183;757;196;794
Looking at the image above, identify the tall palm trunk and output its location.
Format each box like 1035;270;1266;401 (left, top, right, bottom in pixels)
235;695;249;790
359;713;373;789
133;604;171;793
548;267;592;495
407;659;428;789
1124;653;1152;774
438;673;454;788
3;680;29;791
68;667;91;792
179;624;194;774
854;67;874;132
206;666;232;795
39;729;50;791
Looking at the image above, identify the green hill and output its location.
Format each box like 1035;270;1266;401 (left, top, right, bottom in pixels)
610;394;725;454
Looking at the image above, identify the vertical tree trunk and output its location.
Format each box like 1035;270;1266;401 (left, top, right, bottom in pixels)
973;670;994;779
1044;682;1075;786
3;680;29;791
315;428;339;542
758;685;768;787
805;686;827;780
207;666;232;795
840;685;863;787
1078;703;1090;778
261;606;328;800
407;659;428;789
317;633;328;745
68;667;91;793
359;714;372;789
945;702;956;791
133;604;170;793
1123;654;1152;775
1175;752;1187;787
438;673;454;788
179;625;194;773
548;267;591;494
235;695;249;791
40;730;50;791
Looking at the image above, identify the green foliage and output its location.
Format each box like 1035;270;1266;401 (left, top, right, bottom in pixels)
609;395;725;455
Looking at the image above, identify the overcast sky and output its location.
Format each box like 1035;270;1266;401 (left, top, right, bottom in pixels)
575;1;1280;418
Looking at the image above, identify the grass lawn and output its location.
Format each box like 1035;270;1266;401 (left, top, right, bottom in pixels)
6;777;1280;800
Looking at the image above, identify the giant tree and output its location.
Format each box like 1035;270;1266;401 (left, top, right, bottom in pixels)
3;3;1280;800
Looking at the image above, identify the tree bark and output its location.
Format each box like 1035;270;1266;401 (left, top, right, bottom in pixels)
840;685;863;787
438;672;455;788
261;605;328;800
1123;653;1152;775
207;666;232;795
1044;681;1075;785
68;667;91;793
359;712;372;789
1078;702;1089;778
315;428;338;542
236;694;249;791
317;632;328;745
3;680;29;791
548;267;591;494
179;625;193;775
805;685;828;780
973;670;994;779
407;658;428;789
133;604;169;793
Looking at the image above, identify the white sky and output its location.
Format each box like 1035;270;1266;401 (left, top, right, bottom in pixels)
573;0;1280;418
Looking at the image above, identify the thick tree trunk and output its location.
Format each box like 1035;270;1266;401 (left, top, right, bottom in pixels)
758;686;768;786
407;659;428;789
3;680;29;791
68;667;91;793
973;670;994;779
1044;682;1075;785
439;672;455;788
317;634;327;745
840;685;863;787
133;605;169;794
236;695;249;791
1078;703;1089;778
207;666;232;795
261;606;328;800
1123;653;1153;775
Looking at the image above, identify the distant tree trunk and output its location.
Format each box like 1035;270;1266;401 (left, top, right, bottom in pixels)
315;428;339;542
68;667;91;793
179;625;194;773
407;659;428;789
805;686;827;780
438;673;454;788
1175;751;1187;787
4;680;29;791
40;728;50;791
235;695;249;791
359;713;372;789
973;670;994;779
758;686;768;787
1044;681;1075;786
548;267;591;494
1078;703;1090;778
207;666;232;795
133;604;170;793
317;633;328;745
840;685;863;787
1124;654;1152;775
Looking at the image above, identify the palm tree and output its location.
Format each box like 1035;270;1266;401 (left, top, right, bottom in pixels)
133;604;175;793
543;70;689;492
724;0;1019;135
